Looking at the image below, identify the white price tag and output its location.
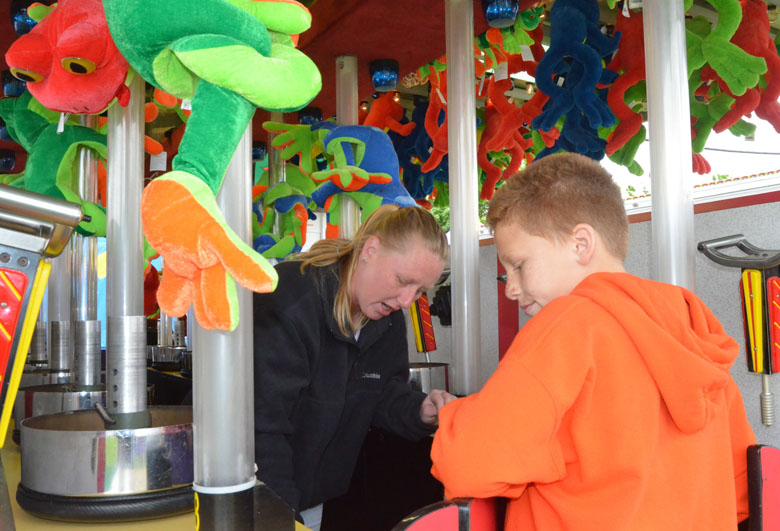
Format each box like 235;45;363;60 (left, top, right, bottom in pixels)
494;62;509;81
520;45;534;62
556;76;565;87
180;99;192;111
57;112;71;134
149;151;168;172
623;0;631;17
435;87;447;106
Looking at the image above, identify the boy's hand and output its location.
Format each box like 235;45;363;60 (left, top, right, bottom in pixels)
420;389;458;425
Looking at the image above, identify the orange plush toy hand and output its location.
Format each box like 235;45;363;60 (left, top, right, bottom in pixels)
141;172;278;331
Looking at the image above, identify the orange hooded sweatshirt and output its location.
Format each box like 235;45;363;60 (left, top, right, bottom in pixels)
431;273;756;530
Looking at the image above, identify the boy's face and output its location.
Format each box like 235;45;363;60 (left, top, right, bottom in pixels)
494;222;586;317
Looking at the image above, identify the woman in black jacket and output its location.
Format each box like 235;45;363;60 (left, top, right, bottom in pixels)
253;205;456;530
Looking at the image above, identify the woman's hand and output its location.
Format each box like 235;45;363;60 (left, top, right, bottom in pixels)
420;389;458;425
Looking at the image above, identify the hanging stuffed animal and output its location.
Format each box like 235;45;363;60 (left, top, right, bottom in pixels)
252;162;315;259
362;92;415;137
421;65;449;173
0;90;107;235
309;124;417;221
700;0;780;133
103;0;322;331
685;0;766;97
5;0;130;114
605;7;646;157
532;0;620;134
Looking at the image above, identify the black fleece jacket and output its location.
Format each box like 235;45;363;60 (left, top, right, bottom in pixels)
253;260;434;512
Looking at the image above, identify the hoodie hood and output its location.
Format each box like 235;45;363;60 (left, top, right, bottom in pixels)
572;273;739;433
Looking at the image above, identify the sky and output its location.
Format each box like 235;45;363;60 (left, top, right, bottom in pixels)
602;113;780;201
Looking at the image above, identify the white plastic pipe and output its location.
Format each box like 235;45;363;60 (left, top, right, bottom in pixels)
336;55;360;239
643;1;695;290
446;0;481;395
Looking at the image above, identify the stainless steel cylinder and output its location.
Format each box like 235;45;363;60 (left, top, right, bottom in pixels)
159;312;173;347
48;321;72;372
107;316;147;415
446;0;482;395
71;233;98;321
173;319;186;347
74;320;102;386
193;126;255;493
14;385;106;424
29;321;47;365
408;362;450;394
335;55;360;238
19;369;68;388
20;406;193;496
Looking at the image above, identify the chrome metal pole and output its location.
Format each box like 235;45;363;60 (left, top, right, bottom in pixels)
72;115;101;386
446;0;481;395
48;250;72;373
192;126;255;495
106;74;148;428
269;111;287;237
336;55;360;239
159;312;173;346
643;0;695;290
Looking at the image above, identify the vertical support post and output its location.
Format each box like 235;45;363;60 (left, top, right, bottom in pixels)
268;111;287;237
446;0;481;395
48;251;72;374
192;126;256;529
336;55;360;239
72;115;101;386
106;74;149;428
643;1;695;290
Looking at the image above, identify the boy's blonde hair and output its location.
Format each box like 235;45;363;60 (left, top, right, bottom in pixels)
487;152;629;261
297;205;449;336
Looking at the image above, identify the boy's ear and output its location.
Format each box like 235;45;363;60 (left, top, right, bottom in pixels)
571;224;596;266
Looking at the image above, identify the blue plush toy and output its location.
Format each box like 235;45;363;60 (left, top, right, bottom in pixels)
390;100;448;200
310;123;417;216
532;0;620;134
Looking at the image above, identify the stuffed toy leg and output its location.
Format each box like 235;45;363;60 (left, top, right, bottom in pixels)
103;0;321;330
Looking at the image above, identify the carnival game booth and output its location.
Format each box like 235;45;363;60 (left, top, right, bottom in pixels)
1;0;780;529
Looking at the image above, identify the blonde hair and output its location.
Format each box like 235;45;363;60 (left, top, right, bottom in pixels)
297;205;449;336
487;152;629;261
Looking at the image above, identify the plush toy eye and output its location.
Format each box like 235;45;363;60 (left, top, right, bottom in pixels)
61;57;97;75
9;67;43;83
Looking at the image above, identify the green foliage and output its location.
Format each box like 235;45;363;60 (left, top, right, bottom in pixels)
429;181;491;234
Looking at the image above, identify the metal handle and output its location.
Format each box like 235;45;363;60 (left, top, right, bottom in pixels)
697;234;780;269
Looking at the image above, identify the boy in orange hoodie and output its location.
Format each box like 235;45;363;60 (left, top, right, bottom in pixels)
430;152;756;530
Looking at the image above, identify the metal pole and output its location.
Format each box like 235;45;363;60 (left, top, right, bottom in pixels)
72;115;101;386
105;74;149;428
192;125;255;525
336;55;360;239
48;249;71;373
445;0;481;395
269;111;287;237
643;0;695;290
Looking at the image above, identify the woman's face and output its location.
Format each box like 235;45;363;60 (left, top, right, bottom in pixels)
351;236;445;321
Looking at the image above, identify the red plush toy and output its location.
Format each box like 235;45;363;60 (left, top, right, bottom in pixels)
605;8;646;156
5;0;130;114
421;66;449;173
484;26;547;154
362;92;415;136
698;0;780;133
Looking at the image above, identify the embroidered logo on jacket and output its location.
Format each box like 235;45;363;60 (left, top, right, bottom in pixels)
360;372;381;380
